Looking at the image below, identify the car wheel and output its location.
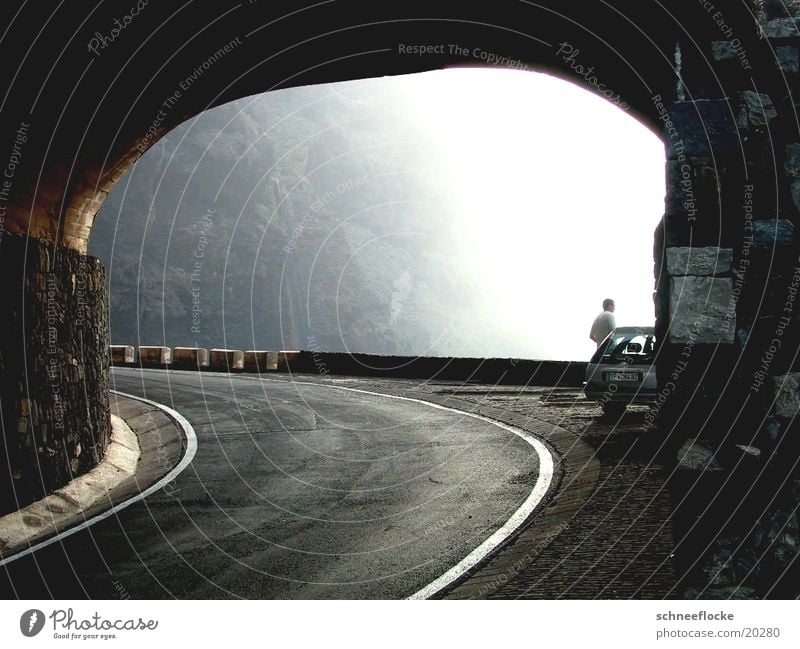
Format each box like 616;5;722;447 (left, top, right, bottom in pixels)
601;401;627;418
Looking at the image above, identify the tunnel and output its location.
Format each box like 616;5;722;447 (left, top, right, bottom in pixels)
0;0;797;584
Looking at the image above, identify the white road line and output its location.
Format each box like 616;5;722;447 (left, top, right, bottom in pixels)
0;390;198;567
256;377;556;600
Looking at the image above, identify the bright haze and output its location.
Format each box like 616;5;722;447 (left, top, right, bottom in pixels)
92;68;665;362
391;68;664;360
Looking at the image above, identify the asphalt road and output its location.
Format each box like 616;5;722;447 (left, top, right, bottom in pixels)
1;368;543;599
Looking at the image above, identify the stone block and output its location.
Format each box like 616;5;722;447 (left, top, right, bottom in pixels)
667;100;740;158
773;373;800;417
109;345;134;364
711;40;737;61
736;91;777;128
777;45;800;73
677;438;725;471
53;467;116;505
761;18;800;38
277;350;302;372
110;414;139;453
708;40;755;76
668;276;735;343
61;222;91;245
209;348;243;371
752;219;794;247
172;346;209;369
666;246;732;276
138;346;171;365
243;350;278;372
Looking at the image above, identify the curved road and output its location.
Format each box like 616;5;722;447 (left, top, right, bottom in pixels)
1;368;546;599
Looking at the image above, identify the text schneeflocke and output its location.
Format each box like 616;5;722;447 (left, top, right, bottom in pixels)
656;610;734;621
50;609;158;631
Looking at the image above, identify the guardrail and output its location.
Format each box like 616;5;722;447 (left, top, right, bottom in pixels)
110;346;587;386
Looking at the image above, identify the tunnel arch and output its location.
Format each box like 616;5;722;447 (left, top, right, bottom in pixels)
1;2;685;255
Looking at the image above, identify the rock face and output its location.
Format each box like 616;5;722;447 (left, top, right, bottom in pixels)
89;83;489;358
0;235;110;516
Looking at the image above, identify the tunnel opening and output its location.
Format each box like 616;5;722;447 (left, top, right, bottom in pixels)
89;68;666;366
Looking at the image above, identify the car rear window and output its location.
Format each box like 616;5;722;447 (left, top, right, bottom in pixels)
596;332;655;363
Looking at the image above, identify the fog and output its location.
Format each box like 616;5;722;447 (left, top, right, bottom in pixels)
329;69;664;359
92;68;664;361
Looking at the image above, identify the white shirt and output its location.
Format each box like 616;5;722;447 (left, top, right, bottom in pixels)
590;310;616;346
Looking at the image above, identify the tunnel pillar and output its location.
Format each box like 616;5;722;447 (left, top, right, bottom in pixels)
653;5;800;595
0;234;110;516
655;12;800;460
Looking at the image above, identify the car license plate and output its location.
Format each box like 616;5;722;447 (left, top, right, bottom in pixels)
607;372;640;382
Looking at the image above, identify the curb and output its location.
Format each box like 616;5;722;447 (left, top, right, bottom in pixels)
0;390;197;566
0;415;140;560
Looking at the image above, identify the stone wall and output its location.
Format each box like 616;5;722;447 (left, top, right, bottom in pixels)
0;234;110;516
654;3;800;596
654;7;797;448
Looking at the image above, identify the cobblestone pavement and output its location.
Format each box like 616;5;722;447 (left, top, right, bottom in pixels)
324;377;679;599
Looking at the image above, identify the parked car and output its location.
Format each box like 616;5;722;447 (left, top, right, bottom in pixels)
584;326;657;417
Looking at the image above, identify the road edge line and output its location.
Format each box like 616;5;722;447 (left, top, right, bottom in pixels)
407;419;553;600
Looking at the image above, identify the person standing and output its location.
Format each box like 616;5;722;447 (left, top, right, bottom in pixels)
590;298;616;347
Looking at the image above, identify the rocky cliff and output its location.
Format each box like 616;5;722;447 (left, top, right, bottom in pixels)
91;78;490;356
